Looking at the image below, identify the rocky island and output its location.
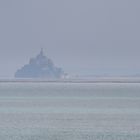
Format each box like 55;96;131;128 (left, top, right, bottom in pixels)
15;49;65;79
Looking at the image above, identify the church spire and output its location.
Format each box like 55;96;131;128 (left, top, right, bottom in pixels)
40;48;44;56
37;48;45;59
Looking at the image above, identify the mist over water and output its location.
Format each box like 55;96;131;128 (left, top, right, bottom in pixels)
1;0;140;77
1;1;140;139
0;82;140;140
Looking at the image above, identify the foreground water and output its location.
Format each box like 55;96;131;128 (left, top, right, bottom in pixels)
0;82;140;140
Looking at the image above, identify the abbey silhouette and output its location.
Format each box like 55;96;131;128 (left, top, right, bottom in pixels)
15;49;65;79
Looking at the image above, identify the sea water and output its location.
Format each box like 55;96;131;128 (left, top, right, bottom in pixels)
0;82;140;140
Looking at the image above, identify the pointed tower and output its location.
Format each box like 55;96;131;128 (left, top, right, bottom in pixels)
40;48;44;56
37;48;45;59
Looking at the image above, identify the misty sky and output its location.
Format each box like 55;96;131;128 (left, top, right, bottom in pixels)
0;0;140;78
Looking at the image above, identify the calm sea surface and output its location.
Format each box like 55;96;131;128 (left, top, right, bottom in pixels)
0;82;140;140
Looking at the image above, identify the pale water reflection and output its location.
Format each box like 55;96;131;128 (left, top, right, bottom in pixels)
0;82;140;140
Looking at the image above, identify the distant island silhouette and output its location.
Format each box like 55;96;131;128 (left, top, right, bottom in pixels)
15;49;65;79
